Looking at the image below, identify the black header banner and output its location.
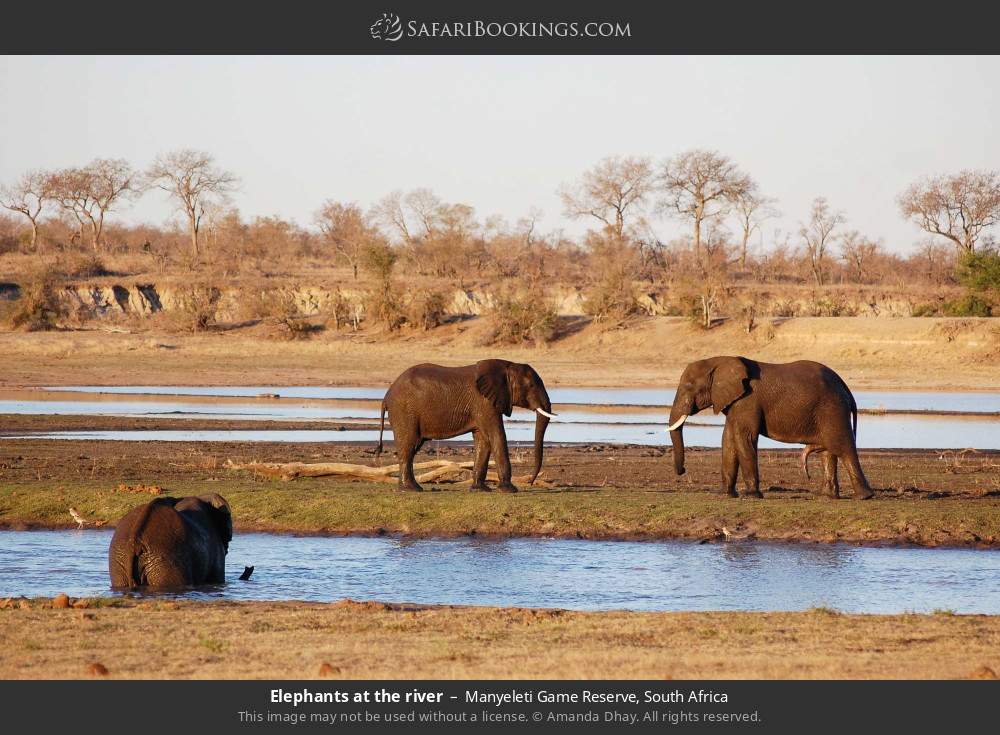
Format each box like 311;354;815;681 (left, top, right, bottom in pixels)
2;1;998;54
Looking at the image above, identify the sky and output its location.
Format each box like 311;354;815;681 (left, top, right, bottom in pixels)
1;55;998;253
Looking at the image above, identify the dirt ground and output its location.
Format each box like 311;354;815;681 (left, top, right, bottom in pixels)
3;598;999;680
0;315;997;390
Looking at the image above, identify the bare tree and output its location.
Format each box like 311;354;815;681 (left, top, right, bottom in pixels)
899;169;1000;253
0;170;53;251
147;150;239;258
840;230;882;283
314;201;374;279
732;185;779;269
658;149;753;260
560;155;654;239
800;197;846;286
50;159;138;251
370;190;413;245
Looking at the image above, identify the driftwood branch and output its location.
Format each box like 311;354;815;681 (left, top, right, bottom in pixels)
223;458;553;487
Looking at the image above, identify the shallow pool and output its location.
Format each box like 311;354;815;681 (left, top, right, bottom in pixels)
3;530;998;613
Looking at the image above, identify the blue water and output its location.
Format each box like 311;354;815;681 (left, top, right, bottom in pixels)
2;530;998;613
44;385;1000;413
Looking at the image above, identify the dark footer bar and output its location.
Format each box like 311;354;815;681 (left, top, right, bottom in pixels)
1;680;993;733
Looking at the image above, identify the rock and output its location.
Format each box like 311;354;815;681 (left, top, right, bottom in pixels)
318;662;338;677
966;665;998;680
87;662;109;677
52;593;71;609
0;598;12;609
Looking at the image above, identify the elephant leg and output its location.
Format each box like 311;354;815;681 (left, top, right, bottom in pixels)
736;431;763;498
720;421;740;497
398;434;425;492
840;448;874;500
469;432;492;492
821;452;840;498
487;421;517;493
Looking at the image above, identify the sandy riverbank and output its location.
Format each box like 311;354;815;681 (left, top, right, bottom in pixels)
0;316;997;390
2;598;998;680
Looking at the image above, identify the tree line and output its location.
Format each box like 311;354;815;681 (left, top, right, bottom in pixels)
2;148;999;296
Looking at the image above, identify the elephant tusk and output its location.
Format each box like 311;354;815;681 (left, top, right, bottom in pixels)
665;414;688;432
536;408;558;419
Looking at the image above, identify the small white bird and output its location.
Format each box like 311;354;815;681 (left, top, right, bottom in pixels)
69;507;86;529
721;526;733;541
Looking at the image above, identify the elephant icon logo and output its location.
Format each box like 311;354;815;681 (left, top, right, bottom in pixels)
370;12;403;42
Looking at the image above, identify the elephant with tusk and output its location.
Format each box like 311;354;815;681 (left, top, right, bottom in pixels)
667;356;874;500
377;360;556;493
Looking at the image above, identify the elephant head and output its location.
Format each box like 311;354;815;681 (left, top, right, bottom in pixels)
475;359;555;484
199;493;233;550
667;356;749;475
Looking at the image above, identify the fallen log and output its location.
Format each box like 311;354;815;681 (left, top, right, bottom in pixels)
223;458;553;487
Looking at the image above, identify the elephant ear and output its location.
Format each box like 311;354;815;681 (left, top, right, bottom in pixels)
199;493;233;546
475;360;512;417
710;357;750;414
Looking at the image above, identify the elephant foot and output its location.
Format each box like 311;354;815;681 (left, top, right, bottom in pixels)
398;482;424;493
855;488;875;500
722;488;739;498
741;490;764;499
468;483;491;493
497;482;519;494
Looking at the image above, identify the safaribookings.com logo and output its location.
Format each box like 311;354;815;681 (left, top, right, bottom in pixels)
369;13;631;42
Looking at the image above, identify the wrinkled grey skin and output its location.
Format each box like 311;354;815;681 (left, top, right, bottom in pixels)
377;359;553;493
668;356;873;500
108;494;233;588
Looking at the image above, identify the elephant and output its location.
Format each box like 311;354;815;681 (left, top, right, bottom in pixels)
377;359;557;493
108;494;233;589
667;356;874;500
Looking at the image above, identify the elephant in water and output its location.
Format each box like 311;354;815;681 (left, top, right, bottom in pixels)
377;359;557;493
667;356;873;500
108;494;233;588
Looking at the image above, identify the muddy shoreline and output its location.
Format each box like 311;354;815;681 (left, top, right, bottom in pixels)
1;439;998;548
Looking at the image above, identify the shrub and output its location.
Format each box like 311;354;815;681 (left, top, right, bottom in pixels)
406;289;448;330
1;265;67;331
486;290;558;345
326;288;357;331
582;274;645;323
911;302;940;317
956;249;1000;294
168;284;220;332
65;254;112;279
364;285;406;331
942;293;993;317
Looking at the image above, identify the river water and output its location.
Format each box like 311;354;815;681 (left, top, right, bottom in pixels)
2;386;998;449
2;530;999;613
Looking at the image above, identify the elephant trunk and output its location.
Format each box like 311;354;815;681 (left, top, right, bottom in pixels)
528;397;552;485
668;399;688;476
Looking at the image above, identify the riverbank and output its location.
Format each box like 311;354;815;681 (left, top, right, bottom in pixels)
2;597;998;679
0;316;997;390
2;440;998;547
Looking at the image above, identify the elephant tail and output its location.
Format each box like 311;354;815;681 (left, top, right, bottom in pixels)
375;400;387;459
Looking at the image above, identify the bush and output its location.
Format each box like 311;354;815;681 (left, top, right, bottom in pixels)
65;254;112;279
405;289;448;330
582;274;644;322
942;293;993;317
911;302;940;317
956;249;1000;294
364;285;406;331
1;266;66;331
326;288;357;331
486;290;558;345
169;285;220;332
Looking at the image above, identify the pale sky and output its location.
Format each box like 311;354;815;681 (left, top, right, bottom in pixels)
2;55;998;252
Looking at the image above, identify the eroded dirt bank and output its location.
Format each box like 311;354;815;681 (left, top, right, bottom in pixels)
1;439;998;547
2;598;998;680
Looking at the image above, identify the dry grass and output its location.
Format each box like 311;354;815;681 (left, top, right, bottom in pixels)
2;598;999;680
